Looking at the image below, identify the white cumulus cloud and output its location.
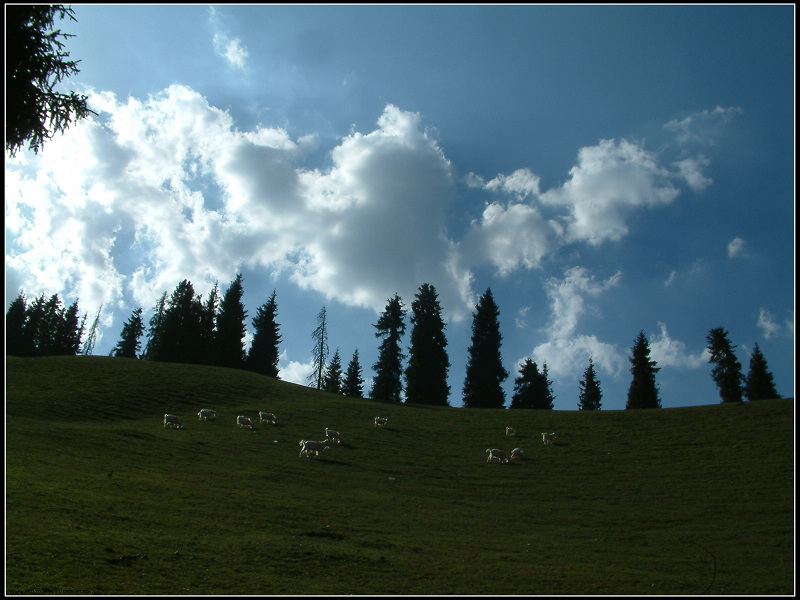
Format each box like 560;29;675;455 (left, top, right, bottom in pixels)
757;307;793;340
531;335;625;380
648;322;709;369
5;91;742;369
466;133;710;275
209;7;248;70
525;267;625;381
5;92;478;329
544;267;622;340
542;138;680;245
213;33;248;70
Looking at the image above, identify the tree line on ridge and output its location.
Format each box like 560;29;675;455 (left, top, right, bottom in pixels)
6;277;781;408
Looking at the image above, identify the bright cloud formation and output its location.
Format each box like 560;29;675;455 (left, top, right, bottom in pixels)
543;267;622;340
465;131;715;276
6;89;475;325
208;6;248;70
757;308;793;340
213;33;248;70
6;84;724;360
524;271;709;382
528;267;626;379
648;322;709;369
544;138;681;245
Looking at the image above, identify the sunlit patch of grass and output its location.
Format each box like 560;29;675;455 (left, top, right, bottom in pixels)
6;356;794;594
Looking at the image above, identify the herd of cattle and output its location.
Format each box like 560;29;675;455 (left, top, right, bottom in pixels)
162;410;556;462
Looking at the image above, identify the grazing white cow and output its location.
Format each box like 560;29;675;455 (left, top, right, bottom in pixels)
325;428;341;444
163;414;183;429
374;417;388;427
506;426;516;437
197;409;217;421
237;415;255;430
259;411;277;425
542;432;557;445
510;447;525;460
486;448;509;463
299;439;331;458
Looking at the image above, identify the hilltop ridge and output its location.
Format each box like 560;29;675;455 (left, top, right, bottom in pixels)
6;355;794;594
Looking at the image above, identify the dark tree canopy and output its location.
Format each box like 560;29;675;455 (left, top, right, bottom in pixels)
342;349;365;398
626;331;661;409
5;292;28;356
510;358;555;410
142;291;168;361
744;342;780;401
405;283;450;406
323;349;344;395
157;280;204;364
198;281;219;365
111;307;144;359
371;294;407;403
246;290;281;378
214;274;247;369
577;357;603;411
5;290;84;357
6;5;95;156
462;288;508;408
706;327;744;403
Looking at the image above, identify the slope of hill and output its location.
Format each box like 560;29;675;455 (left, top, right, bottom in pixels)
6;356;794;594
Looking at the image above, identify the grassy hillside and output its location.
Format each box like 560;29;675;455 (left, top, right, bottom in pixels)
6;356;794;594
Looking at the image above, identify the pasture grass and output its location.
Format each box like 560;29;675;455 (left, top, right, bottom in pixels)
6;355;795;595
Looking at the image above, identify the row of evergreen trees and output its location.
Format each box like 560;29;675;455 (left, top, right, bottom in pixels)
122;275;281;378
6;280;781;408
332;286;780;408
6;292;91;357
620;327;780;408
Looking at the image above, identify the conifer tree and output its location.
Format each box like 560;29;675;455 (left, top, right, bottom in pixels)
143;291;167;361
81;304;102;355
405;283;450;405
9;293;84;356
626;331;661;409
371;294;406;403
510;358;538;409
57;300;84;355
310;306;329;390
342;349;365;398
246;290;281;378
112;307;144;359
159;280;203;364
510;358;554;409
198;281;219;365
462;288;508;408
22;293;49;356
6;291;28;356
6;5;95;156
21;294;76;356
578;357;603;410
706;327;744;403
215;274;247;369
744;342;779;401
323;349;344;395
34;294;62;355
537;362;556;410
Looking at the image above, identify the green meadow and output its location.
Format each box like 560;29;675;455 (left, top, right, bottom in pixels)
6;356;794;595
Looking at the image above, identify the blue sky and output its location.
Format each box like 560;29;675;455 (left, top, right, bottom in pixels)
5;5;794;409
